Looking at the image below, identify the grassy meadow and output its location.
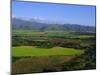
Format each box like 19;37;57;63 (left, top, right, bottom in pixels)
12;46;84;57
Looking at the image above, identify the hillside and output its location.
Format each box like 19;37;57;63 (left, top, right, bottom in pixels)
12;18;95;33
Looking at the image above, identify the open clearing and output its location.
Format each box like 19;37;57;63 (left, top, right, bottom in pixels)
12;46;84;57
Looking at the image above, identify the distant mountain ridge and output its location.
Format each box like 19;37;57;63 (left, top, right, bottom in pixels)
12;18;95;33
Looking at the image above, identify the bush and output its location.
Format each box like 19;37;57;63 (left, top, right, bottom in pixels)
35;41;55;48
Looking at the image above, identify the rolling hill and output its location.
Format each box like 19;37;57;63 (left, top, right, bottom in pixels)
12;18;95;33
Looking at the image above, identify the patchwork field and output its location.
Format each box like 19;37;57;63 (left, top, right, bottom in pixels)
12;30;96;74
12;46;84;57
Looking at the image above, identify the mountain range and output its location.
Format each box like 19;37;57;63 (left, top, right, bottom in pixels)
12;18;95;33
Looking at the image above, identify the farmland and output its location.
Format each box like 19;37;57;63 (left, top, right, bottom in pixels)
12;30;96;74
12;46;84;57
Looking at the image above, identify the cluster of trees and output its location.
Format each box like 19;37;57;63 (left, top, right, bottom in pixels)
12;36;83;49
62;44;96;70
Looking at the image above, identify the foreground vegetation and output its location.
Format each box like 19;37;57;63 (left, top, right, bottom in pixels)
12;30;96;74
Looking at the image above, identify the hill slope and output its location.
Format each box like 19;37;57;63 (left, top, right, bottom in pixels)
12;18;95;33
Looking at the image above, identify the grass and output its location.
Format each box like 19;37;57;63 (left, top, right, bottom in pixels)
12;30;73;37
12;46;84;57
79;35;95;39
13;30;95;40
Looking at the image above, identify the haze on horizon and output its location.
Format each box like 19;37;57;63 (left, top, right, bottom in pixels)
12;1;96;26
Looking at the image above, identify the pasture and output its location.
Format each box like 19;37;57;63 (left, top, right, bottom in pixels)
12;46;84;57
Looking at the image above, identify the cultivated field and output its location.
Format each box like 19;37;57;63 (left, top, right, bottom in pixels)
12;46;84;57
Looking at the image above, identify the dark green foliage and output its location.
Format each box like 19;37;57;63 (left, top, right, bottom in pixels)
34;41;55;48
62;61;85;71
12;36;83;49
83;44;96;69
62;44;96;71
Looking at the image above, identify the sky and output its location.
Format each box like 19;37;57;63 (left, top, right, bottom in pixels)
12;1;96;26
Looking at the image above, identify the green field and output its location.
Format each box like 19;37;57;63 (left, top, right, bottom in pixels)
12;46;84;57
